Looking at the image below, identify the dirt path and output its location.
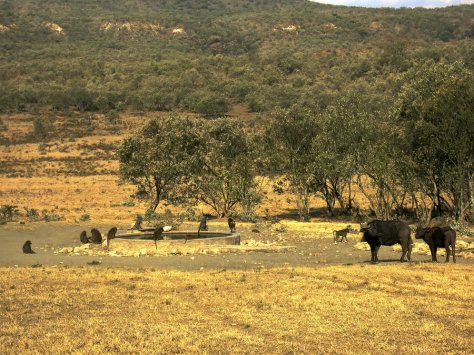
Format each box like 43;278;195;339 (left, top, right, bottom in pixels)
1;223;471;269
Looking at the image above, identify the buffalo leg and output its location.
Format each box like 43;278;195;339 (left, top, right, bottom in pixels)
369;243;377;263
400;242;407;262
452;242;456;263
370;244;375;263
373;245;380;263
444;240;451;263
433;246;438;262
407;239;413;261
429;244;437;262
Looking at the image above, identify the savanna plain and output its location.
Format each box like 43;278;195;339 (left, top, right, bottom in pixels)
0;112;473;354
0;265;473;354
1;1;474;352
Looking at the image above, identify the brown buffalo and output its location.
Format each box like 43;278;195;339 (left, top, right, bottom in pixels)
415;226;456;263
360;220;413;263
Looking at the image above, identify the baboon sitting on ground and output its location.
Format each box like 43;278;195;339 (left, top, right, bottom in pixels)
22;240;35;254
80;230;89;244
90;228;102;244
106;227;117;249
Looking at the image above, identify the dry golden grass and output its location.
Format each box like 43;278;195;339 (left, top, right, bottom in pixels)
0;110;370;224
1;264;473;354
0;175;142;223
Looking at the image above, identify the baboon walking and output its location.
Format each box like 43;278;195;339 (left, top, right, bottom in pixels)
333;225;352;243
228;217;236;233
198;215;208;236
22;240;35;254
153;226;164;250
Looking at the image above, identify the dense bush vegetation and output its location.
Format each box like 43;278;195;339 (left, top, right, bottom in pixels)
0;0;473;115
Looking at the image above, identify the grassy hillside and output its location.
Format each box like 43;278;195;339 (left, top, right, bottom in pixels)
1;0;473;114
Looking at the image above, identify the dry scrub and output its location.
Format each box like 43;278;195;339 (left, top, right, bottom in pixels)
0;264;473;354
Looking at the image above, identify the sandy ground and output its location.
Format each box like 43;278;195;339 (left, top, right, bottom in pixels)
1;222;471;270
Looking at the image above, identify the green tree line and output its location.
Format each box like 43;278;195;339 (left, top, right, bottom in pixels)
119;60;474;223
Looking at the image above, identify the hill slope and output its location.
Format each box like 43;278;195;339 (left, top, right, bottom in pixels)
0;0;473;115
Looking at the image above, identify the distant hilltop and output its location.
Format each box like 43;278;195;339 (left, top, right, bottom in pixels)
0;0;472;115
311;0;474;8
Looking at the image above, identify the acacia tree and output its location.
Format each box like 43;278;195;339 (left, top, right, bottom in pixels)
264;106;319;220
118;113;203;211
395;60;474;222
311;95;371;215
194;118;260;217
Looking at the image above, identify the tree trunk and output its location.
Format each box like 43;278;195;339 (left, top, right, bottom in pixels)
152;179;162;211
469;173;474;221
322;181;334;217
296;185;310;221
347;177;353;211
357;175;377;216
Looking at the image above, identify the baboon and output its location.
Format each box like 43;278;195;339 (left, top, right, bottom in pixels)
333;225;352;243
90;228;102;244
228;217;236;233
198;215;208;236
106;227;117;249
133;215;143;230
153;226;164;250
80;230;90;244
22;240;35;254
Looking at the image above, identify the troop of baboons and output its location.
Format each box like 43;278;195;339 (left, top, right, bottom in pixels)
79;228;104;244
23;214;457;265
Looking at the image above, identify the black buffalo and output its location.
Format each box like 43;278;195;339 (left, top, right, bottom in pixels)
360;220;413;263
415;226;456;263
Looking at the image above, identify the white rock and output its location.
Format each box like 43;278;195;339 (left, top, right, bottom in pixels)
353;242;370;251
392;245;402;252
